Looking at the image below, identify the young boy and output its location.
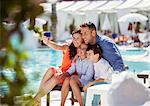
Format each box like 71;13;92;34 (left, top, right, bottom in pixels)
83;44;113;106
60;43;94;106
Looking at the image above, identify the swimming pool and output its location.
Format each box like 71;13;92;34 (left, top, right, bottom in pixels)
120;48;148;57
24;48;150;92
22;49;63;93
119;48;150;72
1;48;150;94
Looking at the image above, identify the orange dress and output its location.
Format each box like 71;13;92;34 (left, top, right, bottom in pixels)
50;50;72;83
61;50;72;73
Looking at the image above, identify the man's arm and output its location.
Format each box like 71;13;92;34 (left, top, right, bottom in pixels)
102;40;124;71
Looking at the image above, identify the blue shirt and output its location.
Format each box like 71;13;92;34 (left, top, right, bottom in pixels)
96;35;124;71
67;58;94;86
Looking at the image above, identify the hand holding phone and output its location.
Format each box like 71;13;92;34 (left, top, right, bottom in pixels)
44;32;52;38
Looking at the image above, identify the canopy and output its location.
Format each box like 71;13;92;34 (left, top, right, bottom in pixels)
102;14;111;30
41;0;150;13
40;0;150;40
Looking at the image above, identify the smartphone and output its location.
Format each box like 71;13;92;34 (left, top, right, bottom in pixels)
44;32;52;38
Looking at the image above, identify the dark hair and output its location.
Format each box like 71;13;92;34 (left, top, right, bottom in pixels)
69;29;81;59
71;28;81;35
128;23;132;31
87;44;103;59
135;22;141;33
80;22;96;31
69;42;77;59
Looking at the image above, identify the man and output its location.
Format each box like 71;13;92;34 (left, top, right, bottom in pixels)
80;22;125;72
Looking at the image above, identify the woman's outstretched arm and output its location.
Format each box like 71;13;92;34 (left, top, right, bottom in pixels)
42;36;68;51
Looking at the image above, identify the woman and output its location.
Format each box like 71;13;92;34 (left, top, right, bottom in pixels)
33;29;83;105
128;22;133;36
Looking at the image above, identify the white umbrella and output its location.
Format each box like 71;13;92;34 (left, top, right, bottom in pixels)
118;13;148;23
102;14;111;30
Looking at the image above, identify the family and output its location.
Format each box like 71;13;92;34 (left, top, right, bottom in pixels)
30;22;125;106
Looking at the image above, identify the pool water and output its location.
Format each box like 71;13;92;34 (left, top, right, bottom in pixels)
1;48;150;94
124;61;150;73
119;48;150;72
22;49;62;93
25;48;149;73
0;49;63;95
120;49;147;57
23;48;150;93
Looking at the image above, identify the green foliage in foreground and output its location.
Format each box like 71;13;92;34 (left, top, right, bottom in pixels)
0;0;43;105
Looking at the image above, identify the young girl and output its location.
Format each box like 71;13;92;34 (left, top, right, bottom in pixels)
60;43;94;106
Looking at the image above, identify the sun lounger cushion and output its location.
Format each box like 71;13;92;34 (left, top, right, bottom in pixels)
107;72;150;106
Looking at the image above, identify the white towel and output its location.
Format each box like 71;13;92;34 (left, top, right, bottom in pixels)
107;71;150;106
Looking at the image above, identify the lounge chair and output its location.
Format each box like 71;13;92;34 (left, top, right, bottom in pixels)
107;72;150;106
46;84;83;106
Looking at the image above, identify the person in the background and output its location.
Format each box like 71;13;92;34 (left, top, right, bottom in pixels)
128;22;133;36
106;30;113;38
80;22;125;72
29;29;83;105
135;22;142;33
132;22;141;47
106;30;118;40
114;35;129;45
83;44;113;106
112;32;117;39
132;22;137;36
60;43;94;106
